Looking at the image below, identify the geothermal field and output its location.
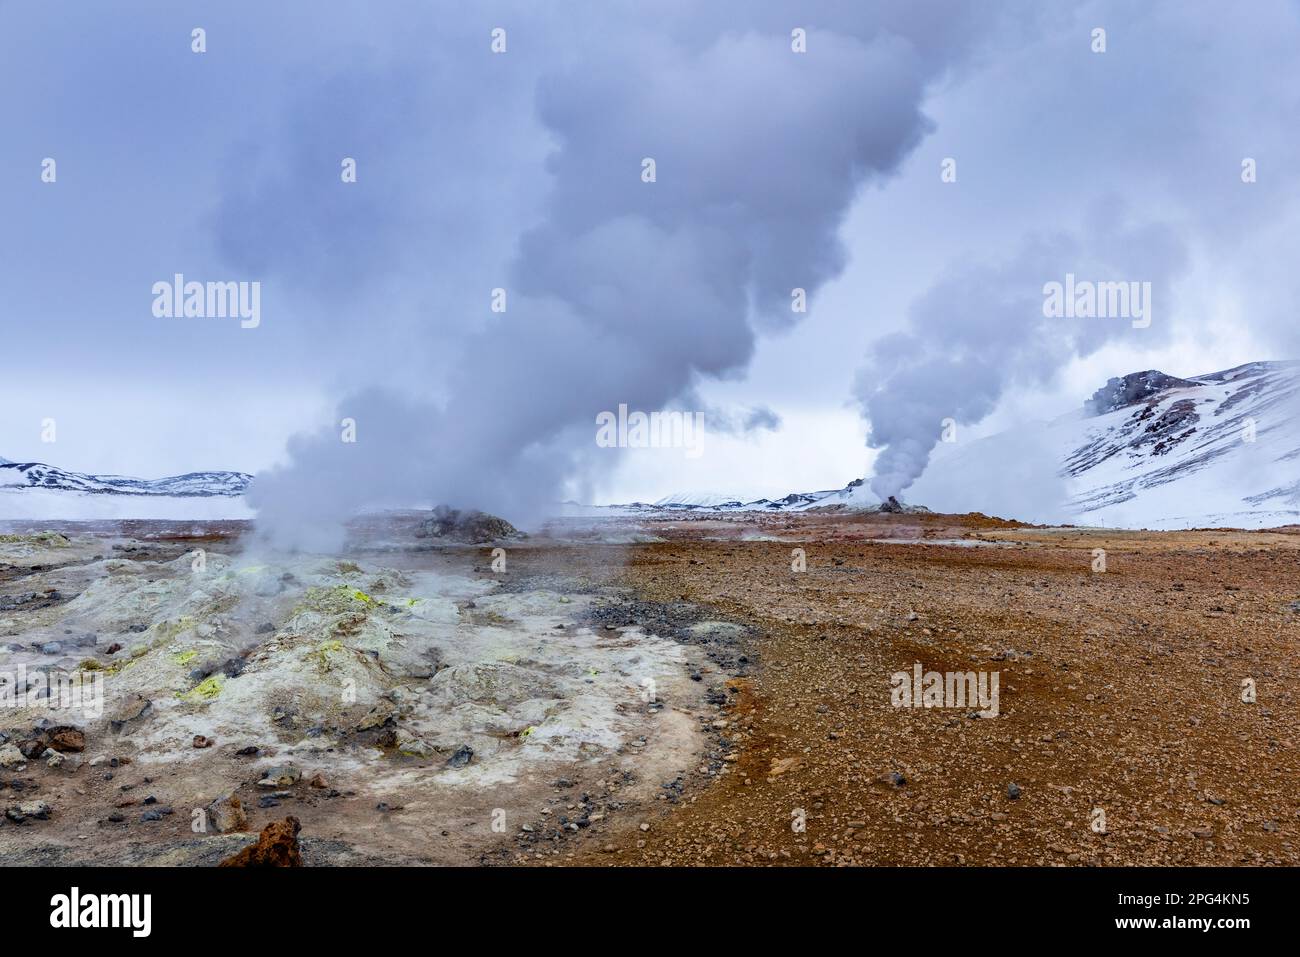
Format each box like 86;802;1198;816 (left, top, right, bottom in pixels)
2;510;1295;867
8;3;1300;936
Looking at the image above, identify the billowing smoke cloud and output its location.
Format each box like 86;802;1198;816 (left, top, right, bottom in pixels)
235;2;1023;549
852;0;1300;506
857;204;1189;501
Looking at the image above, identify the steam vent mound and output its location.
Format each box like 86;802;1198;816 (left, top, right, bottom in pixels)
414;507;521;544
877;495;930;514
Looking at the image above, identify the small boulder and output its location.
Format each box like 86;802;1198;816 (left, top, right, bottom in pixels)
257;765;301;788
354;704;394;732
206;794;248;833
0;743;26;769
47;725;85;753
5;800;51;822
396;735;434;758
218;816;303;867
109;694;153;734
445;744;474;769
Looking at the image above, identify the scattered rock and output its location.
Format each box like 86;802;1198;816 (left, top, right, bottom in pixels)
192;735;214;749
1007;782;1022;800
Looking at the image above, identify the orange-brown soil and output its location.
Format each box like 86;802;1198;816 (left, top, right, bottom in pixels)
551;512;1300;866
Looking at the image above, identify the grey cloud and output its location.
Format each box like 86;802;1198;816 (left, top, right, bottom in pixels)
700;405;783;436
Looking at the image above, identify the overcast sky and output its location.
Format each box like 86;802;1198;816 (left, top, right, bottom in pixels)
2;1;1298;512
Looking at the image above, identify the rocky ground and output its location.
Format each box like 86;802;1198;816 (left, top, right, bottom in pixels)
559;512;1300;865
1;511;1297;866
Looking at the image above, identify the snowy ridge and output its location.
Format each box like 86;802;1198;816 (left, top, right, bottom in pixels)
0;459;252;497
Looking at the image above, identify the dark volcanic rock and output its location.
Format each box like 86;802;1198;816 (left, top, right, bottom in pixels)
1085;370;1201;416
414;507;521;544
445;744;474;768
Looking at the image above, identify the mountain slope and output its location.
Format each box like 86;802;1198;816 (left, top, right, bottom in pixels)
911;361;1300;528
0;459;252;497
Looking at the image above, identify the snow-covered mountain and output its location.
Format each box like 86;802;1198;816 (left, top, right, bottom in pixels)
909;360;1300;528
0;458;255;520
612;362;1300;529
0;459;251;497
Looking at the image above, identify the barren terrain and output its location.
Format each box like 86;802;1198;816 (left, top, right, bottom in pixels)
1;511;1296;866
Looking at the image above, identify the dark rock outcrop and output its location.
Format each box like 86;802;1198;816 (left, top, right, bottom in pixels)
414;507;521;544
1085;370;1200;416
